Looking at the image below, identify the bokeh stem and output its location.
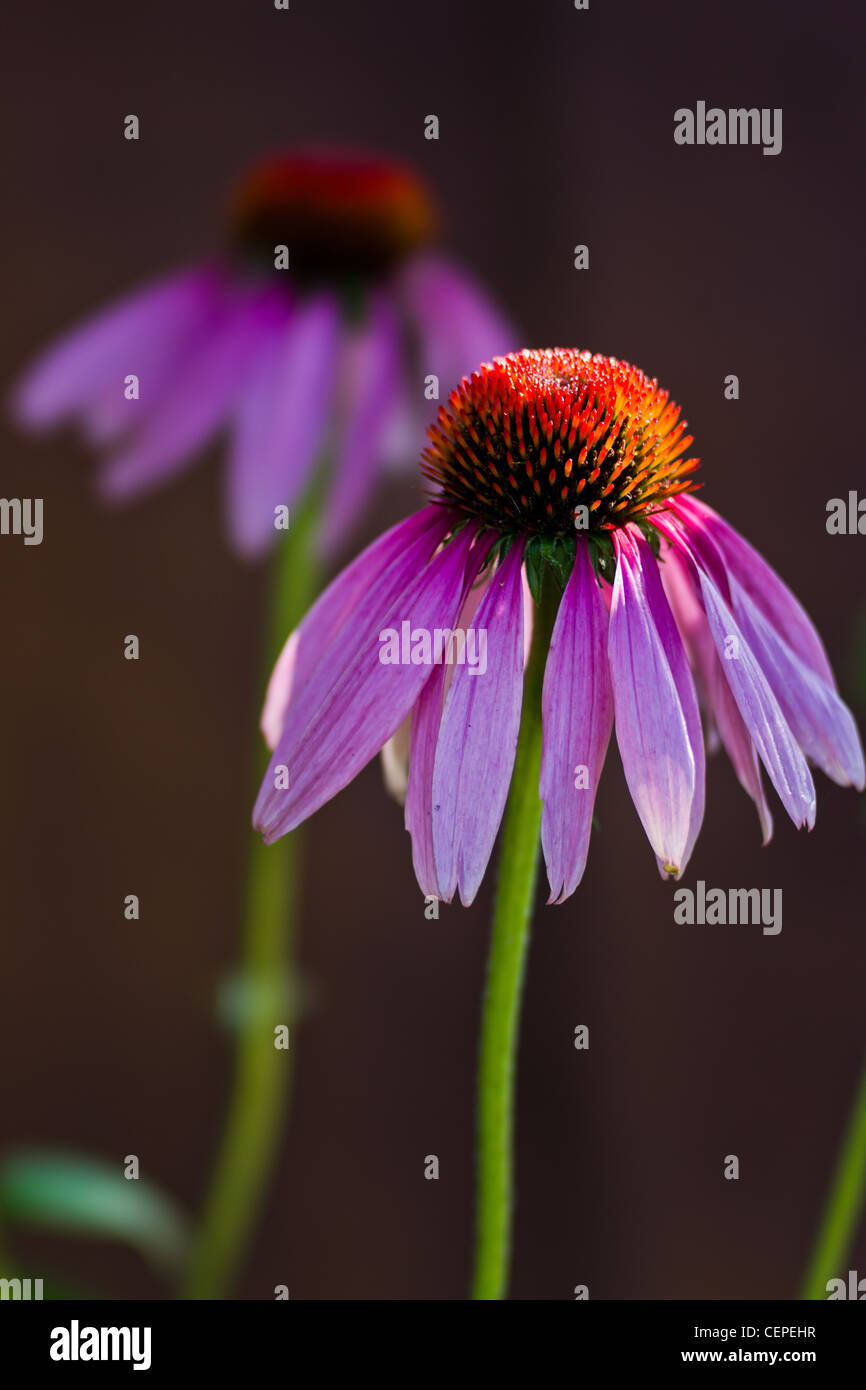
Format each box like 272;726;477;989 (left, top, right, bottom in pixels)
182;497;320;1300
801;1052;866;1299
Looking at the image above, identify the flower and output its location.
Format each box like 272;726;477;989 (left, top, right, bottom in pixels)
253;348;864;904
10;148;513;558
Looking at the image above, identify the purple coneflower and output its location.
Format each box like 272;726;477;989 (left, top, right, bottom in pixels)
11;149;513;557
254;348;863;904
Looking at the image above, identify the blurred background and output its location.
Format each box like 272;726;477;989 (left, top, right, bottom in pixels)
1;0;865;1299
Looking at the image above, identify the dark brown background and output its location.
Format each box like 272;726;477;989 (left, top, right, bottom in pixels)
1;0;864;1299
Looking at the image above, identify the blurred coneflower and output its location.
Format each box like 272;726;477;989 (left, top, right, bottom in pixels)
254;347;864;902
8;148;514;1302
11;148;513;557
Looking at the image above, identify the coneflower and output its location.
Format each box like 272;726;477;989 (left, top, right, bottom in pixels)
255;347;863;899
253;346;864;1301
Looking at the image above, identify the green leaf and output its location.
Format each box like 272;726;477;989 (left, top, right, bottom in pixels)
0;1151;189;1273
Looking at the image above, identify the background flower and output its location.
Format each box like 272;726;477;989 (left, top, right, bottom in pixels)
11;148;514;558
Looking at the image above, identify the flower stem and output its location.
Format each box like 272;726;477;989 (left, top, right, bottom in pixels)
800;1052;866;1299
182;497;320;1300
471;573;560;1300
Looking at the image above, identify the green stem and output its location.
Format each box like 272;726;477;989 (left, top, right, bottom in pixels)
471;573;560;1300
801;1052;866;1299
181;495;320;1300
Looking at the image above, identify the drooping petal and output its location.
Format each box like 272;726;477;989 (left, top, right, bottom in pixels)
609;527;704;877
674;495;836;688
729;577;864;789
399;253;515;393
254;513;474;840
99;287;281;500
11;266;221;431
690;560;816;828
431;539;526;906
405;535;494;897
662;547;773;843
227;292;341;557
317;293;403;557
659;540;716;720
540;539;613;903
261;507;447;750
656;507;817;827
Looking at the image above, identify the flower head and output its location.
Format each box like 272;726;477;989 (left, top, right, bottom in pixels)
423;348;698;534
254;348;864;904
229;150;436;282
11;147;513;558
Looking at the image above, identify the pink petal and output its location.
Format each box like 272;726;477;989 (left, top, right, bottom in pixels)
729;577;864;789
656;508;816;827
662;547;773;843
692;562;816;828
100;287;281;500
432;538;526;906
254;512;473;840
226;292;341;557
261;507;447;750
405;535;495;897
674;495;836;688
11;266;221;431
609;527;704;877
540;539;613;903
